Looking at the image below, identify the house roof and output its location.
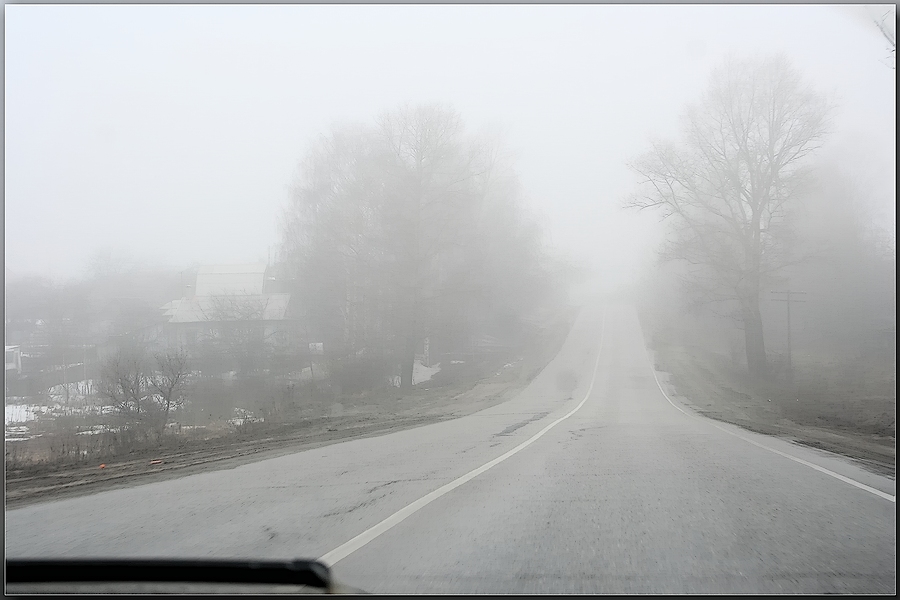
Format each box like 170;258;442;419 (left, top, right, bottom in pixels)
161;293;291;323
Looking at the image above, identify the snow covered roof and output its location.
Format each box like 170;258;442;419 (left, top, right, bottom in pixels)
161;293;291;323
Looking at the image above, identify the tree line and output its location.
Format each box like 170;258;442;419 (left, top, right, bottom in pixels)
6;103;573;452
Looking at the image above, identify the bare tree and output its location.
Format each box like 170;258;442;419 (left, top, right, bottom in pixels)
281;103;563;391
204;293;270;321
198;294;272;375
375;103;486;388
97;346;154;425
281;106;482;387
626;55;830;382
149;349;192;427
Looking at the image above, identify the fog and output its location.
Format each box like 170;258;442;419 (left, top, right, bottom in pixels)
5;4;894;289
4;7;898;585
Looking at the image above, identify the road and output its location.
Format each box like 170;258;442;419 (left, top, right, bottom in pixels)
6;305;896;593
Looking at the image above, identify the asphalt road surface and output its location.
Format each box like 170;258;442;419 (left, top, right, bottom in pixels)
6;305;896;594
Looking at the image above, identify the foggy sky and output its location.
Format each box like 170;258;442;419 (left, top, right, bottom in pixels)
4;4;896;289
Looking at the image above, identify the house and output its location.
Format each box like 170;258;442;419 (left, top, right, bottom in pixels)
158;264;300;369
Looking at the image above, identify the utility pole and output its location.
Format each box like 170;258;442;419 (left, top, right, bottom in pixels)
770;290;807;381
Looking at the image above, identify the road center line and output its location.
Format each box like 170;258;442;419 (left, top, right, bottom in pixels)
319;309;607;567
646;347;896;503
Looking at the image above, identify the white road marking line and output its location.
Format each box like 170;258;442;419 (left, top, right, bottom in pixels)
646;349;896;504
319;310;607;567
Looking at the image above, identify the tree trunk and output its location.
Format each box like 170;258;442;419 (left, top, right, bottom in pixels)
741;300;767;384
163;400;171;435
744;212;768;384
398;294;420;389
400;328;417;389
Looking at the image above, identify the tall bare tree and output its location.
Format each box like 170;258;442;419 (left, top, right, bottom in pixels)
281;103;560;390
626;55;830;381
281;123;385;362
375;104;486;387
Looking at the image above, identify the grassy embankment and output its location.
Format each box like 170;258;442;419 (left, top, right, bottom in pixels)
645;320;895;477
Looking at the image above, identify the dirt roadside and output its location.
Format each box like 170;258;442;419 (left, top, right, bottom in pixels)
650;343;896;480
6;308;578;510
5;380;522;510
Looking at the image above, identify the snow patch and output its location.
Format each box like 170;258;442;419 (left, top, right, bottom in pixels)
390;361;442;387
6;405;36;425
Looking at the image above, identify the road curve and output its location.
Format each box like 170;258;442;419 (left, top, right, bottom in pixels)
5;305;895;593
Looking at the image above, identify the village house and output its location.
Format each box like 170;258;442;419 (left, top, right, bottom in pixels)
157;264;301;371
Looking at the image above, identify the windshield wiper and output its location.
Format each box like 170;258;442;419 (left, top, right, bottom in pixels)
6;557;365;594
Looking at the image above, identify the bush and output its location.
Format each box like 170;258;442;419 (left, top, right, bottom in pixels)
236;375;302;424
182;377;236;425
327;355;395;395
